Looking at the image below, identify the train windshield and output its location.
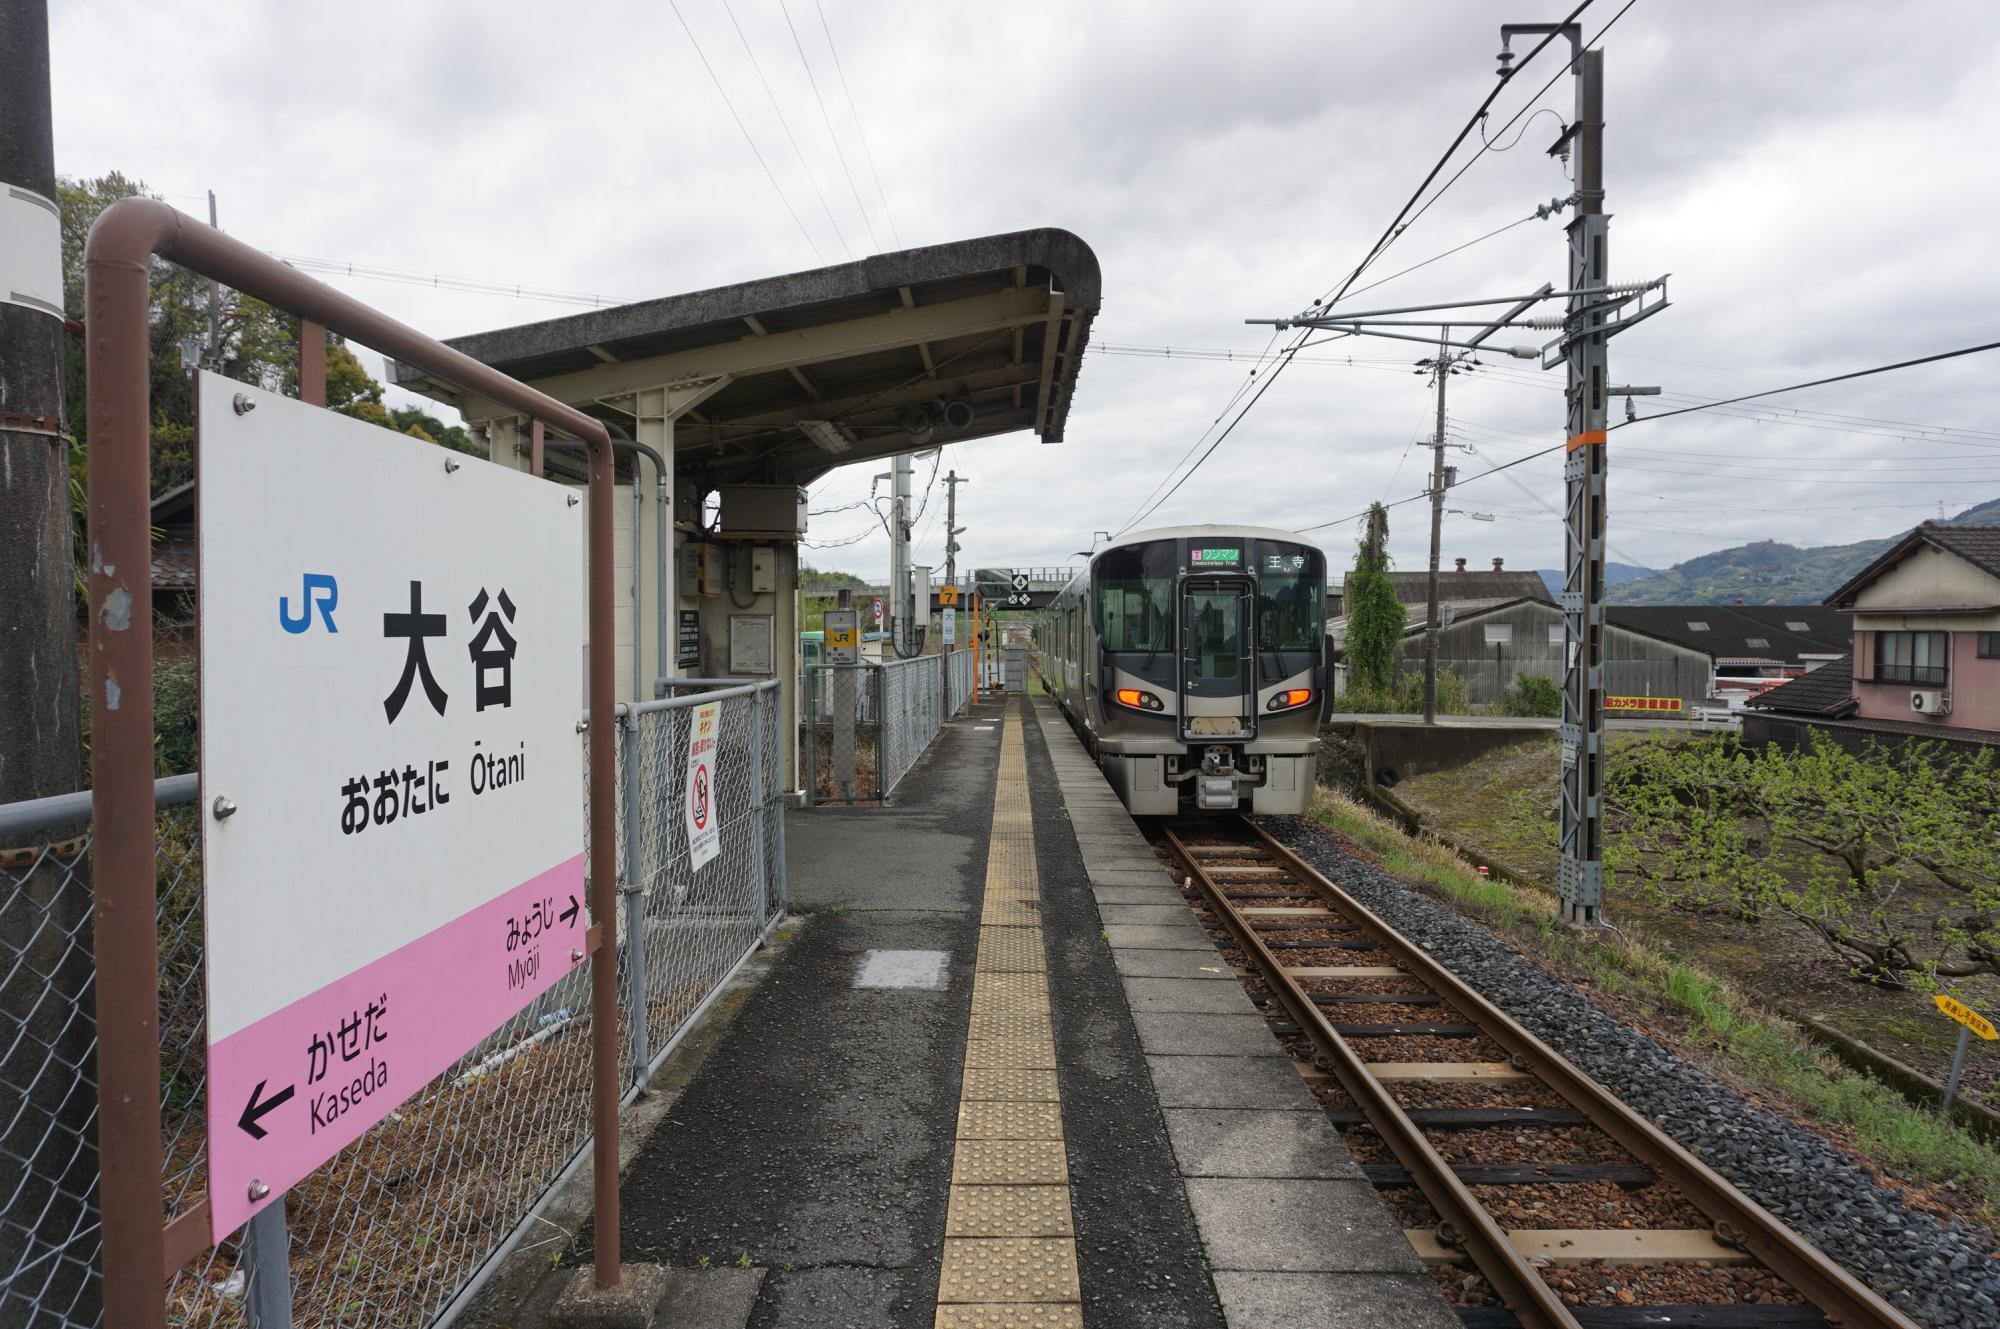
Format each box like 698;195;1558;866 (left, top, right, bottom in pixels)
1095;542;1175;651
1252;541;1325;651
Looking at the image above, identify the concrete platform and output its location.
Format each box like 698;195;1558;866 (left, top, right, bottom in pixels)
510;692;1453;1329
1034;699;1458;1329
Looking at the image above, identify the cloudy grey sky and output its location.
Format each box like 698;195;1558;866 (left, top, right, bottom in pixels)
48;0;2000;582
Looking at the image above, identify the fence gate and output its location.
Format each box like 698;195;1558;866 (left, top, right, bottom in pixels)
802;656;970;804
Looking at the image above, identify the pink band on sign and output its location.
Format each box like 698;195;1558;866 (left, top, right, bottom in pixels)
206;852;586;1239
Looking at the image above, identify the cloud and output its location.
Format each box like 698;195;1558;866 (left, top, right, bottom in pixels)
49;0;2000;585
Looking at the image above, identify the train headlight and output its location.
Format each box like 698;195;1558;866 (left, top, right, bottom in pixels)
1114;687;1165;712
1266;688;1314;711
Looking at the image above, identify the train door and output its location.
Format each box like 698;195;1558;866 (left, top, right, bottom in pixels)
1178;575;1256;742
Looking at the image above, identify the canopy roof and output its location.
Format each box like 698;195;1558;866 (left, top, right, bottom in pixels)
389;228;1100;487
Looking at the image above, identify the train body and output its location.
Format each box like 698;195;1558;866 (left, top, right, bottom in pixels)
1034;525;1326;816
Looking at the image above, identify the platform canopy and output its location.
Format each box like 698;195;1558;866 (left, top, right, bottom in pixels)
389;228;1100;486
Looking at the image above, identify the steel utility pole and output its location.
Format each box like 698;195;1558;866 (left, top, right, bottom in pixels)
1554;30;1609;926
1423;328;1451;725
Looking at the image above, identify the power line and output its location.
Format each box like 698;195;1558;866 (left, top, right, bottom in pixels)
1618;338;2000;429
271;253;624;308
1299;336;2000;535
671;0;826;263
779;0;880;253
1368;0;1639;280
813;0;902;249
1313;0;1599;310
719;0;854;259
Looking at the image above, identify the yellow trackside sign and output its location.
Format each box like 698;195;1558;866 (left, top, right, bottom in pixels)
1605;695;1682;714
1936;994;1998;1041
938;585;959;606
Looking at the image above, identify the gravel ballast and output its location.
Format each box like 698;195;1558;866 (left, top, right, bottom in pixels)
1264;817;2000;1329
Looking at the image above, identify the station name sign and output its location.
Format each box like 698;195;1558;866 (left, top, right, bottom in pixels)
198;375;585;1239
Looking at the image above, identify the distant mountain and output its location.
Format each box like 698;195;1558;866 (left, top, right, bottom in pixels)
1537;562;1655;596
1603;497;2000;606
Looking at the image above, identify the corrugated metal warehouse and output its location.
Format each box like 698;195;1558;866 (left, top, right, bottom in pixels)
1393;597;1712;708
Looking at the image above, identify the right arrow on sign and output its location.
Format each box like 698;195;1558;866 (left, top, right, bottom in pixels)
560;894;581;928
238;1079;295;1140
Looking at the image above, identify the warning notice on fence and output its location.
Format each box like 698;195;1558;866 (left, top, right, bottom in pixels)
685;700;723;870
196;374;584;1241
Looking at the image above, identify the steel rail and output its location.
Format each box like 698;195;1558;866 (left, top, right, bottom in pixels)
1162;826;1580;1329
1233;818;1920;1329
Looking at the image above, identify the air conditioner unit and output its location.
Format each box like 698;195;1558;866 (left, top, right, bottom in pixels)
1910;691;1952;716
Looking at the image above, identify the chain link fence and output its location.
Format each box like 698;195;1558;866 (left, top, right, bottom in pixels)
802;655;972;804
0;681;783;1328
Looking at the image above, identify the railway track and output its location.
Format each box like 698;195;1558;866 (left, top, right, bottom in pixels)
1159;816;1919;1329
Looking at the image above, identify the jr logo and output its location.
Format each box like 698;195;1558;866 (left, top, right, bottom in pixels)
280;573;340;634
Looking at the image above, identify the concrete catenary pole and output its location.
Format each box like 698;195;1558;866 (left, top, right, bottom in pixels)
1422;328;1449;725
0;2;91;1315
944;469;967;652
1557;43;1610;926
891;452;912;653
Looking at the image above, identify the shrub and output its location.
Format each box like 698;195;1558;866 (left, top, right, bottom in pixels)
1329;667;1467;715
1497;671;1562;717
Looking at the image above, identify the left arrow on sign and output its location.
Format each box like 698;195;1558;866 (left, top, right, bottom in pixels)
560;895;581;928
238;1079;295;1140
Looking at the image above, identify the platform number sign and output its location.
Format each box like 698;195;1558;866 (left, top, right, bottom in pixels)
685;700;723;870
196;374;583;1241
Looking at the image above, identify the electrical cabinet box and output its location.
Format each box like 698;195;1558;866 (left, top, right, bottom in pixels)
680;542;719;598
749;546;776;594
718;484;807;536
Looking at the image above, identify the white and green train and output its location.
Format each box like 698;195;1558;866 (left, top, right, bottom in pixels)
1034;525;1326;816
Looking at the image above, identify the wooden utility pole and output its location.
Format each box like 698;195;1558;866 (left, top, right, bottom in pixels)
0;3;92;1318
0;0;81;806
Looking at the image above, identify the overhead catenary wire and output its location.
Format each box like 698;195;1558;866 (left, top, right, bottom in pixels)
671;0;827;264
779;0;881;253
1113;0;1599;538
718;0;855;261
813;0;902;250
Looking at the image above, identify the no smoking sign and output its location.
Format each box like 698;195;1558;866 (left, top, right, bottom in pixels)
684;700;722;870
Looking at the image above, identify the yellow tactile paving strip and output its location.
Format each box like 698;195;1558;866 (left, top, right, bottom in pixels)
935;707;1084;1326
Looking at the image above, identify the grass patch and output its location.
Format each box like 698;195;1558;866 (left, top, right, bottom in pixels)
1310;788;2000;1223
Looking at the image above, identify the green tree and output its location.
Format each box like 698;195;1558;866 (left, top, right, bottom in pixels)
1343;502;1405;696
1604;733;2000;986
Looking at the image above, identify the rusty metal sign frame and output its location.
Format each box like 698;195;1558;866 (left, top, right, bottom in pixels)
83;197;627;1325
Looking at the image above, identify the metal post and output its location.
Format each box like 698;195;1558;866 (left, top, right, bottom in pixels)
875;667;887;798
84;196;628;1314
1942;1025;1973;1120
233;304;333;1327
242;1204;294;1329
1558;44;1610;927
620;710;649;1089
748;686;769;933
768;683;789;915
1423;327;1448;726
